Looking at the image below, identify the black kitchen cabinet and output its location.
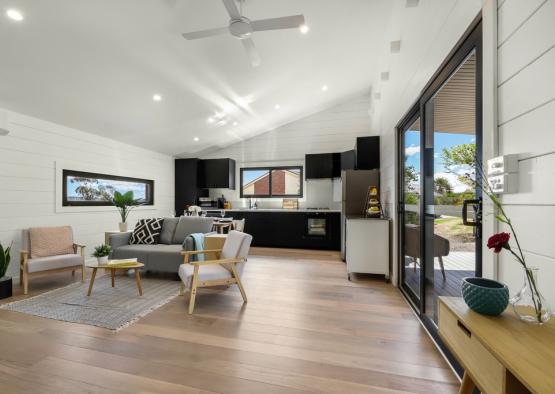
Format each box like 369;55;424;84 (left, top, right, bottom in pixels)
305;153;334;179
340;150;356;171
225;211;340;250
175;158;206;216
198;158;236;189
355;136;380;170
332;153;341;177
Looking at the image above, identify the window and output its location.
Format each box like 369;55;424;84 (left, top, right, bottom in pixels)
240;166;303;198
62;170;154;206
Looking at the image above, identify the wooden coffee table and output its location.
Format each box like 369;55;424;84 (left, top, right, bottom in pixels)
86;261;144;296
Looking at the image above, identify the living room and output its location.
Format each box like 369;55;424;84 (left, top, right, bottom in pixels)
1;0;554;393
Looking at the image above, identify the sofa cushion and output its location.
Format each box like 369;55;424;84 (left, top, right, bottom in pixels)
29;226;74;258
172;217;214;244
112;244;184;273
178;262;232;290
159;217;179;245
129;218;163;245
27;254;83;273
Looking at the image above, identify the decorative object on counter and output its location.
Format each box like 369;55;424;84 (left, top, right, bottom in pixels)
282;198;299;209
461;277;509;316
0;241;13;299
217;194;227;209
187;205;202;216
92;244;112;265
364;186;383;218
112;191;142;232
465;165;551;324
223;201;232;209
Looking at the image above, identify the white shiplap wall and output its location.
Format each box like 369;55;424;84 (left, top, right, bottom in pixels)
0;108;174;279
200;94;374;209
492;0;555;304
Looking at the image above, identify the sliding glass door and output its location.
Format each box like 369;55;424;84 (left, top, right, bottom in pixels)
397;19;482;340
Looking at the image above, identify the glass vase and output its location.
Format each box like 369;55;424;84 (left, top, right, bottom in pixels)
510;267;551;325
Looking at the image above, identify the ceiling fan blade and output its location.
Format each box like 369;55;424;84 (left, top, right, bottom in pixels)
222;0;241;20
182;26;228;40
241;38;261;67
251;15;305;32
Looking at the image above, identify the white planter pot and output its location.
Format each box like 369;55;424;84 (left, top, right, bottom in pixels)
119;222;128;232
97;255;109;265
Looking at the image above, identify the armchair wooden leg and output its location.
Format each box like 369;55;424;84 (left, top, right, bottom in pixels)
22;269;28;295
81;265;86;282
188;266;199;314
19;267;23;286
231;264;247;303
72;269;75;277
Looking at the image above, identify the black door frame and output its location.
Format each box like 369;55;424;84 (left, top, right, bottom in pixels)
396;13;483;376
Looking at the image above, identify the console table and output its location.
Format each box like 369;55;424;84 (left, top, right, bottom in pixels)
438;297;555;394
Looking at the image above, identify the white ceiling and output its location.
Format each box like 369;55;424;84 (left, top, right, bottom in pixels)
0;0;396;156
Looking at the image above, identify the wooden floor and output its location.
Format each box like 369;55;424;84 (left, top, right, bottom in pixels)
0;248;459;393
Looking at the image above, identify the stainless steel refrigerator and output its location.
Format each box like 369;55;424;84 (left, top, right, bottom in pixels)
341;169;380;260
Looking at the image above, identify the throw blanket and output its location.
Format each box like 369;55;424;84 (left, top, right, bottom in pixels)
190;233;205;262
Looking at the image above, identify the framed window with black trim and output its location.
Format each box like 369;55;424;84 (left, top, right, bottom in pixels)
62;169;154;207
240;166;303;198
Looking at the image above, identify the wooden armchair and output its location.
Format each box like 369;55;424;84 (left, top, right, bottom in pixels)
179;230;253;314
20;227;86;294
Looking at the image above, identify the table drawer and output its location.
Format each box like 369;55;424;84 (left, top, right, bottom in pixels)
439;302;504;394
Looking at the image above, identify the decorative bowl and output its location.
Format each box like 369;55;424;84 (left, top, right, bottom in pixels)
461;277;509;316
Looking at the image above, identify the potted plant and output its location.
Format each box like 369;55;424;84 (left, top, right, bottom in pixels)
0;242;12;299
93;244;112;265
112;191;141;232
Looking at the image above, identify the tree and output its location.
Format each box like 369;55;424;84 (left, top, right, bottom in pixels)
70;177;114;201
441;143;476;188
434;177;453;195
404;165;419;192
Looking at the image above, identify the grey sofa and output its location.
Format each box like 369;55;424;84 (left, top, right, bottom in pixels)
109;216;214;273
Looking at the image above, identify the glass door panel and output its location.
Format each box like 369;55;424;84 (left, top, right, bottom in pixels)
422;51;481;324
401;117;422;302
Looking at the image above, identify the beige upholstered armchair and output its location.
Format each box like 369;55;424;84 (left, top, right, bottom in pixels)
179;230;252;314
20;226;86;294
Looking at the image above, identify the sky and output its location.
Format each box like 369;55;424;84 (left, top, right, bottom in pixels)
404;130;476;193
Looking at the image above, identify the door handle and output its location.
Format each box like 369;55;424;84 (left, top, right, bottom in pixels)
462;199;481;226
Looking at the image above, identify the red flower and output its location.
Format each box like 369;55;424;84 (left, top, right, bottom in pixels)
487;232;511;253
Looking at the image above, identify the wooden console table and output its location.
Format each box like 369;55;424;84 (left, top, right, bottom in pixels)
438;297;555;394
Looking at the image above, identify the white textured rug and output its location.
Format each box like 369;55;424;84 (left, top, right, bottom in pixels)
0;276;180;331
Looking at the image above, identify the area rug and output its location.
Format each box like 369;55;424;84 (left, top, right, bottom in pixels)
0;276;180;331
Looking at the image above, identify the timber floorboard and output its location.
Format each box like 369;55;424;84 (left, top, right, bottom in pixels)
0;247;459;393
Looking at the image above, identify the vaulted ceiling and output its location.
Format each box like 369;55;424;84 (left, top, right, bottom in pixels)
0;0;394;155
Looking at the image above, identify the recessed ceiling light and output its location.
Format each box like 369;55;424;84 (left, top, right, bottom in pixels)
152;94;162;102
274;104;281;110
380;72;390;81
406;0;420;7
207;117;215;124
193;137;199;142
321;85;329;92
300;24;309;34
232;121;238;126
6;9;24;21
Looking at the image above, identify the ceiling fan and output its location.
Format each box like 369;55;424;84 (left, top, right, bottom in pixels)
182;0;306;67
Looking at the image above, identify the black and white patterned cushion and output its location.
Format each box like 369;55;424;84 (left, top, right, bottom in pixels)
129;218;163;245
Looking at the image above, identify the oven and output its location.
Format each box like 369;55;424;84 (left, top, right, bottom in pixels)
305;212;330;239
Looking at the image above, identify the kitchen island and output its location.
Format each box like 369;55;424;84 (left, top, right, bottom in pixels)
223;209;341;250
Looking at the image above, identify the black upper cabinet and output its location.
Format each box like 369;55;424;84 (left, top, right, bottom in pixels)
198;158;236;189
340;150;356;171
355;136;380;170
332;153;341;177
305;153;334;179
175;158;202;216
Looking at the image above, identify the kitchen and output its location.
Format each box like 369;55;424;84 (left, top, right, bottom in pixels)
175;135;390;279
